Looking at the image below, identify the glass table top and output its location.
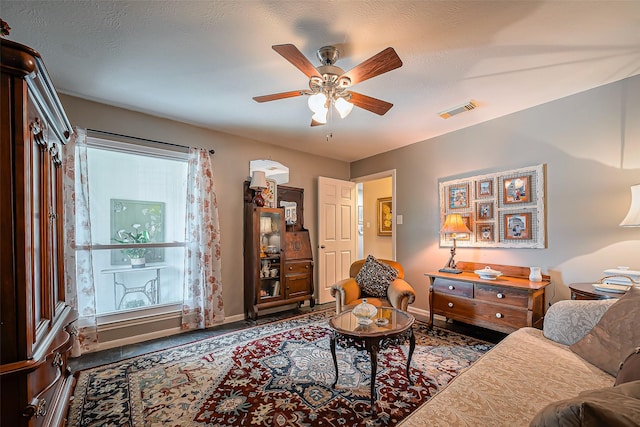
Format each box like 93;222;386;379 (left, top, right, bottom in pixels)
329;307;414;337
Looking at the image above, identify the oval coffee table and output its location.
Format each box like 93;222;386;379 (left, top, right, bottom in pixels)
328;307;415;412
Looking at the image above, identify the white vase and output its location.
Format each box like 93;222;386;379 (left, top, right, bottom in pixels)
352;298;378;325
529;267;542;282
131;257;146;269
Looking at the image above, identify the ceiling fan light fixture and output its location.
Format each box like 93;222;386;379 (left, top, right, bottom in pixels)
334;96;354;118
308;92;327;113
312;107;328;124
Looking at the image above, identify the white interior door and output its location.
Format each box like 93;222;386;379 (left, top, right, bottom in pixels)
317;177;357;304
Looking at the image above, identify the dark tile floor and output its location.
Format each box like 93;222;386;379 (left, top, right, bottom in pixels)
69;304;506;372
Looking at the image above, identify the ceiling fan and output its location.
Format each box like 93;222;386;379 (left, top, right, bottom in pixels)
253;44;403;126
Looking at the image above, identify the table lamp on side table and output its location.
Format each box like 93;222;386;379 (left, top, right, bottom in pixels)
250;171;268;207
439;213;471;274
616;183;640;286
620;184;640;228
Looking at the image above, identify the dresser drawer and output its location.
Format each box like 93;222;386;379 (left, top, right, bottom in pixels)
470;300;530;331
432;294;476;319
432;279;473;298
475;284;529;308
432;294;529;332
285;261;312;274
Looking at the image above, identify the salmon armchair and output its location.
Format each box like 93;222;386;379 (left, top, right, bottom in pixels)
330;258;416;314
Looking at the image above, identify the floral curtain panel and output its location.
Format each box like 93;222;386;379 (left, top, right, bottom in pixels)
62;127;99;354
182;148;225;329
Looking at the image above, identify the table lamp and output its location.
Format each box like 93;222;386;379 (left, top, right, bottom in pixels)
249;171;268;207
439;213;471;274
620;184;640;227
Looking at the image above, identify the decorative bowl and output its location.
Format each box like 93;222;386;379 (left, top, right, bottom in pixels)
474;266;503;280
352;298;378;325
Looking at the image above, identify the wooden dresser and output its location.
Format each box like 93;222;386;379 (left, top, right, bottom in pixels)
1;39;77;426
425;261;550;334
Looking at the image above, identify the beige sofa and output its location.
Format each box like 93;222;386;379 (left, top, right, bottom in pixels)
400;298;618;426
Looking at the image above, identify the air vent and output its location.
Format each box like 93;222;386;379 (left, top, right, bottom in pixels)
439;100;478;119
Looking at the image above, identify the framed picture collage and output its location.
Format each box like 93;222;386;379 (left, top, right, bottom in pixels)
439;164;546;248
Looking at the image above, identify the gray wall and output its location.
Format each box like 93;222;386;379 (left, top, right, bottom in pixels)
60;94;350;322
351;75;640;311
60;74;639;345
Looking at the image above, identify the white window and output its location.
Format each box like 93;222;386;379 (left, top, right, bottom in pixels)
84;138;188;320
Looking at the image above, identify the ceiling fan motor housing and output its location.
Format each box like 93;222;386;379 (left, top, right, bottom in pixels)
317;45;340;65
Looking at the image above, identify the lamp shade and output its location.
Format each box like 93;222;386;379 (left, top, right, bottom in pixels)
311;107;328;124
308;92;327;113
441;213;471;235
249;170;267;189
620;184;640;227
334;97;354;118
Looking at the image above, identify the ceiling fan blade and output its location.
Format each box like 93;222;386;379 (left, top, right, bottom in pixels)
341;47;403;85
349;91;394;115
253;90;307;103
310;119;325;127
272;44;320;78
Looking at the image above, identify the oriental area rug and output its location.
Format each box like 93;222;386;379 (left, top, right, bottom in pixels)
68;310;493;426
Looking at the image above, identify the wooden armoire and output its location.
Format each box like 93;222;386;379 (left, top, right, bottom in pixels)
1;38;77;426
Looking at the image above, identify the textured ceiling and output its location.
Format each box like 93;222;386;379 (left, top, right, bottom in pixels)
3;1;640;162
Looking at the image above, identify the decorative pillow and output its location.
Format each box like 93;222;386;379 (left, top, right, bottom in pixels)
569;286;640;376
616;348;640;386
529;380;640;427
355;255;399;298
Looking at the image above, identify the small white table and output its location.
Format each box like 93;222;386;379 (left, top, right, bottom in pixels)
101;264;168;309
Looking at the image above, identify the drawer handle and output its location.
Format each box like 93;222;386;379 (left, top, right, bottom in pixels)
23;398;47;419
448;302;454;308
305;265;309;269
496;293;504;299
289;266;293;270
496;313;503;318
448;285;455;290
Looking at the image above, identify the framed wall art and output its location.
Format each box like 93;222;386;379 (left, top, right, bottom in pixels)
476;201;494;220
439;164;545;248
110;199;165;265
476;223;494;242
503;212;531;240
503;175;531;204
377;197;392;236
476;179;493;198
447;183;469;209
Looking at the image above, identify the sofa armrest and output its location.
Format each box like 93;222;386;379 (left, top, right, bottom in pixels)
387;278;416;311
330;278;361;313
543;299;618;345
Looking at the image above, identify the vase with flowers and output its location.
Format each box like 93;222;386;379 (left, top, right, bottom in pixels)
115;224;150;268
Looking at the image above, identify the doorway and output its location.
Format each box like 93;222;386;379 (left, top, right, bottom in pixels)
354;170;396;261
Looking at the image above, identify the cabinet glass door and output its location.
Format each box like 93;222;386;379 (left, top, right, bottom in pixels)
259;210;282;301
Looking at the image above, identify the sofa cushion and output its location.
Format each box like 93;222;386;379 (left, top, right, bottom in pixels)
616;348;640;386
570;286;640;376
355;255;398;298
543;299;617;346
529;380;640;427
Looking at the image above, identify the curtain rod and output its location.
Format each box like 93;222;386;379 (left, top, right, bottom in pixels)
87;129;215;155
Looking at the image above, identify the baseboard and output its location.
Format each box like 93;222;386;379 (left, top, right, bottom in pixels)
95;312;246;352
407;306;430;320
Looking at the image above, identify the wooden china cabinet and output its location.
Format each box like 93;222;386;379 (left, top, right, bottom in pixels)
243;183;314;320
1;39;77;426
